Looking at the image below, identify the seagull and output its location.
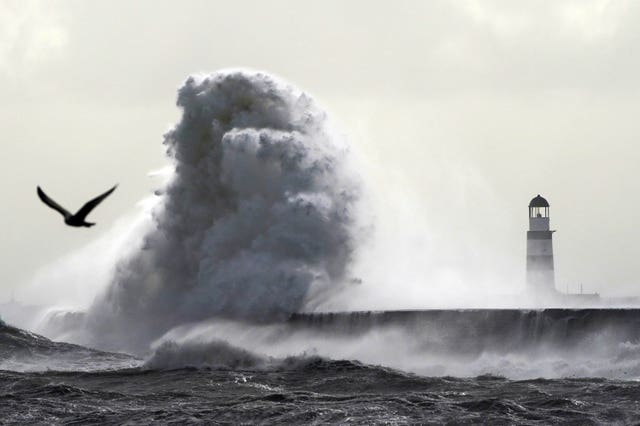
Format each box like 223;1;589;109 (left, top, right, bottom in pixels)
37;185;117;227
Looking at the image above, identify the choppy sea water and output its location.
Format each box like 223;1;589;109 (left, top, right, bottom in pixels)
3;312;640;424
3;362;640;424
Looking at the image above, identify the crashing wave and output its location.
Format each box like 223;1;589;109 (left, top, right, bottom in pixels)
144;339;268;370
82;70;361;353
142;336;376;374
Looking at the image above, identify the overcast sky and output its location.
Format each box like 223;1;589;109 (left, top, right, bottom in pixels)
2;0;640;303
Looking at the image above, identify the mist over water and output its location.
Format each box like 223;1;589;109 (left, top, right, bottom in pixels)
142;309;640;380
4;70;640;386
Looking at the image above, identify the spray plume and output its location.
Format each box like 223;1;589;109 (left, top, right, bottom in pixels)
84;71;361;352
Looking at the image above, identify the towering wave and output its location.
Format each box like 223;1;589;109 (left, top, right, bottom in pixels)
85;71;361;352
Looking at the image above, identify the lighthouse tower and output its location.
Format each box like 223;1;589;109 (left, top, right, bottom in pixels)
526;194;556;293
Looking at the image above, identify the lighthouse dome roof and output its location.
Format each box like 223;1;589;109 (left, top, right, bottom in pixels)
529;194;549;207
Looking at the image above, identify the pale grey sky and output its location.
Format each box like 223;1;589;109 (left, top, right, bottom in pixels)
2;0;640;304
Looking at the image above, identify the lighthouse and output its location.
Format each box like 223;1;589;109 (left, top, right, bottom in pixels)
526;194;556;293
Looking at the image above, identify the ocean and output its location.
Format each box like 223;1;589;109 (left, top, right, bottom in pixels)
3;311;640;424
4;363;640;424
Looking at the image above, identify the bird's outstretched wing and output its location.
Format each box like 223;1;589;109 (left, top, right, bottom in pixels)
75;185;118;220
37;186;72;219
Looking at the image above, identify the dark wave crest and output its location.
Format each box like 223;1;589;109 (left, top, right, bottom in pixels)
0;320;136;372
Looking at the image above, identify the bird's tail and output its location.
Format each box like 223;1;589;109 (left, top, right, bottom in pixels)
84;222;96;228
